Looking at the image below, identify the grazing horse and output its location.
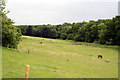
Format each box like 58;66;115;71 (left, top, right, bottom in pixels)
98;55;102;58
40;41;42;44
105;59;109;63
105;60;109;63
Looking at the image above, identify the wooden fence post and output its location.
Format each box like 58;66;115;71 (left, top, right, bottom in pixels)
25;65;30;80
27;49;30;53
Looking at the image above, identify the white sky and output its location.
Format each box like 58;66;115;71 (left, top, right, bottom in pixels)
6;0;119;25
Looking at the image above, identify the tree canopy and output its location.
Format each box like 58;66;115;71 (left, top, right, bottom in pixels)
1;0;22;48
16;16;120;46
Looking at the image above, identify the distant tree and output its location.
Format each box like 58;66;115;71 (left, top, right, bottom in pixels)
26;26;33;36
72;22;82;35
62;22;71;27
98;23;108;44
60;33;67;40
17;25;28;35
41;27;51;38
67;34;73;40
114;16;120;45
50;29;58;39
73;34;81;41
33;29;42;37
66;26;73;34
104;16;120;45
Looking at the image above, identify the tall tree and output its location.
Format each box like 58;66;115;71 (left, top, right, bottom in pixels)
2;0;22;48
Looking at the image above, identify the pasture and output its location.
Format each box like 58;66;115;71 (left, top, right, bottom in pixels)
2;36;118;78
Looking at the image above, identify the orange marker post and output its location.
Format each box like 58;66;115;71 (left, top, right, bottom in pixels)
25;65;30;80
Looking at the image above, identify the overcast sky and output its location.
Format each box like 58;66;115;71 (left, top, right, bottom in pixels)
6;0;119;25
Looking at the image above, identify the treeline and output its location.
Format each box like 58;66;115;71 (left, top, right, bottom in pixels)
16;16;120;45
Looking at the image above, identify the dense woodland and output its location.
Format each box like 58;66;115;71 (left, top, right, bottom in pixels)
16;16;120;45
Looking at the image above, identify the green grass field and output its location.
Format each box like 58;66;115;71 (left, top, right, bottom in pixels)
2;36;118;78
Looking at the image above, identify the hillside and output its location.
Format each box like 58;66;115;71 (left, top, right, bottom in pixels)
2;36;118;78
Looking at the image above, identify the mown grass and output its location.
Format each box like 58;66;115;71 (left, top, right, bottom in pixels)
2;36;118;78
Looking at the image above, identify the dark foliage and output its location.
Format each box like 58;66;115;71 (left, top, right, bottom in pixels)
16;16;120;46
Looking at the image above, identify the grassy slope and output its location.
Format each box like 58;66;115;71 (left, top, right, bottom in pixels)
2;36;118;78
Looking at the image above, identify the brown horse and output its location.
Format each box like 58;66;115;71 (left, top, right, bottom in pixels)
98;55;102;58
40;41;42;44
